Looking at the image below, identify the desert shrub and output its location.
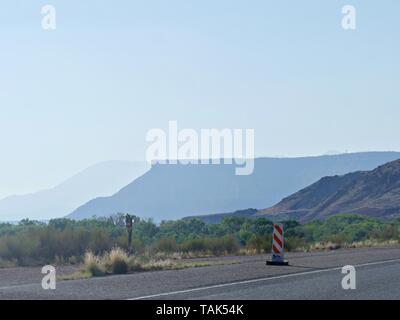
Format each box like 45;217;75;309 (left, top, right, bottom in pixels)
48;218;75;231
152;237;178;253
132;219;158;244
83;251;105;276
0;223;15;237
238;225;253;245
179;235;239;255
285;237;307;252
180;238;207;252
87;229;113;254
322;234;349;247
249;218;274;236
104;248;129;274
246;235;264;253
375;224;400;240
116;237;146;254
219;217;249;235
218;235;240;254
158;219;209;242
247;235;272;253
0;231;40;265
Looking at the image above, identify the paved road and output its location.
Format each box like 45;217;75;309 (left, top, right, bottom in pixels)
1;247;400;300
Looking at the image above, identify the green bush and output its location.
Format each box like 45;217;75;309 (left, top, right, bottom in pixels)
0;214;399;267
247;234;272;253
152;237;178;253
180;238;208;252
285;237;307;252
179;235;239;255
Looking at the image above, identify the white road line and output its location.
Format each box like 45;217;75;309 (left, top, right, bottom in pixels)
128;258;400;300
0;283;39;290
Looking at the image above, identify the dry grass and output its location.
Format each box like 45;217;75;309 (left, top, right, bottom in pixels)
130;258;238;271
309;241;342;251
83;251;105;276
58;271;92;281
103;247;129;274
128;257;211;271
0;258;17;268
65;247;242;278
238;248;260;256
140;258;175;271
83;248;130;276
308;239;400;252
346;239;399;248
145;250;229;260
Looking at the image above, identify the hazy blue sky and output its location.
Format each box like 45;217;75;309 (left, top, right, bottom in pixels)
0;0;399;198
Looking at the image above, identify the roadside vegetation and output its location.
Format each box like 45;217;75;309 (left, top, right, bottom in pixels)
0;214;399;275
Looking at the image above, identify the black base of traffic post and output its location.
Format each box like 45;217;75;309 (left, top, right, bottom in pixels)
266;260;289;266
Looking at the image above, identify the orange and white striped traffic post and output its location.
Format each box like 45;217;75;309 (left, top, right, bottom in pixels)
266;223;289;266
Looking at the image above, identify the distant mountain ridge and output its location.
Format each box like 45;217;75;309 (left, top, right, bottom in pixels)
0;161;149;221
68;152;400;221
258;159;400;222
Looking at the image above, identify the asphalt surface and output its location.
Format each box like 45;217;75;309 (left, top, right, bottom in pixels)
1;247;400;300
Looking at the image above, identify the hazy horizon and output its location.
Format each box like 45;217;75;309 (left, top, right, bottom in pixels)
2;150;400;200
1;0;399;199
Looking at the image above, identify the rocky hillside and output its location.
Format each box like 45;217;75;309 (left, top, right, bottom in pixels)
259;159;400;222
